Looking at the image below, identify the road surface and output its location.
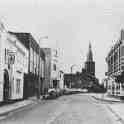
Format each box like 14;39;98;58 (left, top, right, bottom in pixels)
0;94;119;124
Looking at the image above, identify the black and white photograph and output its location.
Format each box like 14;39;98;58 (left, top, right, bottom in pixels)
0;0;124;123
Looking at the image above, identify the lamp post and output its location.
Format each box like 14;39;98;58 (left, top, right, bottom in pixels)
70;64;77;88
70;64;77;73
37;36;48;99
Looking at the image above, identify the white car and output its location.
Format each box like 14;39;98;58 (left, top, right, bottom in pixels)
82;89;88;93
48;88;56;93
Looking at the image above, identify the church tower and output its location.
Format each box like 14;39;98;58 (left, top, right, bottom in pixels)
85;42;95;76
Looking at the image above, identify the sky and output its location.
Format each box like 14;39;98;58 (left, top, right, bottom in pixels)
0;0;124;81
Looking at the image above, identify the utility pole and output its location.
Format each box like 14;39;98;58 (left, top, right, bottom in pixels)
37;36;48;99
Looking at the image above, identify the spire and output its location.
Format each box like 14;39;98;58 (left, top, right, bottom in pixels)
89;42;91;49
87;42;93;62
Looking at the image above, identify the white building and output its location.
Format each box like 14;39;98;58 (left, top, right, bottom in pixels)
0;23;28;101
43;48;60;88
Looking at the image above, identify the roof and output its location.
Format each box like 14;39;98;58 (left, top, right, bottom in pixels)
8;31;30;49
8;31;45;59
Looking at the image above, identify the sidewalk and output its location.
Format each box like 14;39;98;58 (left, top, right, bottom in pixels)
91;93;121;102
0;96;42;116
91;93;124;123
107;103;124;123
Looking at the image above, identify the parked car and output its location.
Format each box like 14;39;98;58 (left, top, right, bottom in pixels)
48;88;57;97
43;88;57;99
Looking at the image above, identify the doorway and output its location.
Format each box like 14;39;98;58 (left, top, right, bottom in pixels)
3;69;10;102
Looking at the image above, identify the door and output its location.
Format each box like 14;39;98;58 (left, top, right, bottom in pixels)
3;69;10;102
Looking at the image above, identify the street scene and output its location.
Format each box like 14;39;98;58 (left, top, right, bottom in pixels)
0;0;124;123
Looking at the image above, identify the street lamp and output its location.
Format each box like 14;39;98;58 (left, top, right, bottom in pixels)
37;36;48;99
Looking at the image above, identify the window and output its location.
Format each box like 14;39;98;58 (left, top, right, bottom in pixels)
41;61;45;77
34;51;36;74
122;84;124;89
53;64;56;71
5;48;8;64
121;66;124;70
30;48;33;73
17;52;19;63
40;58;42;75
36;53;39;75
32;50;35;74
121;46;124;57
24;56;27;68
16;79;21;94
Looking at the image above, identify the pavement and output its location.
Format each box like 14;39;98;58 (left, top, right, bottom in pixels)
91;93;124;124
106;103;124;124
91;93;121;102
0;96;41;117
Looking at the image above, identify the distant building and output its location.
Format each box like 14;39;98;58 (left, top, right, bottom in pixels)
102;78;108;89
64;42;99;90
42;48;60;90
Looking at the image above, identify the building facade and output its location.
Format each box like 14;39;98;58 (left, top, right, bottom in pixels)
9;32;46;98
64;43;99;91
105;29;124;97
0;24;29;101
43;48;60;90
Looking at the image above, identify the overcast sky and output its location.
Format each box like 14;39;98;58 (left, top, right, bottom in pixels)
0;0;124;81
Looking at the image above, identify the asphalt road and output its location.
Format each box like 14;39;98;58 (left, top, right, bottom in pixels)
0;94;119;124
